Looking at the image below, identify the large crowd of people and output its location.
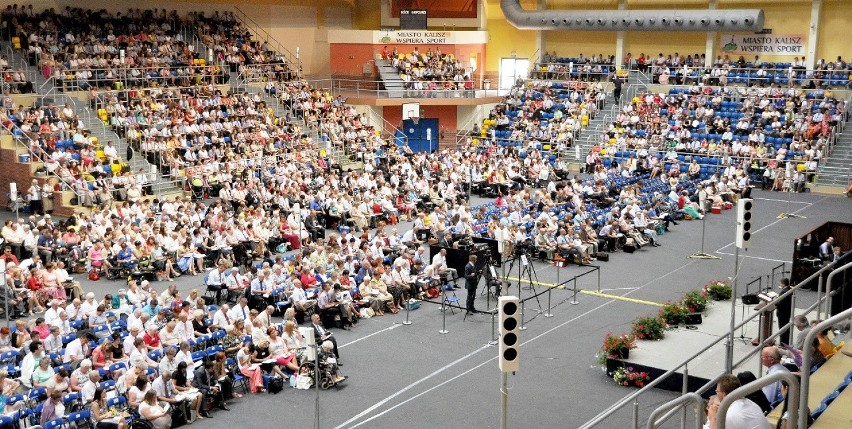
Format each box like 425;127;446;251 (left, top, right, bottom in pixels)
1;4;850;429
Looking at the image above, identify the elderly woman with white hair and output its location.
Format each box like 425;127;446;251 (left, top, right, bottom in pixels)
320;340;346;385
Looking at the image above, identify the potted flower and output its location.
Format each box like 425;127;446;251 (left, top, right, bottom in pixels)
602;332;637;359
682;290;710;313
631;316;667;341
659;301;689;325
611;365;651;388
704;280;733;301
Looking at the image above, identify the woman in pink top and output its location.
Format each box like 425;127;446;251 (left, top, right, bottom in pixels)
41;263;67;301
87;241;112;272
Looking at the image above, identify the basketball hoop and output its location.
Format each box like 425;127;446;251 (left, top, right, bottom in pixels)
411;116;419;125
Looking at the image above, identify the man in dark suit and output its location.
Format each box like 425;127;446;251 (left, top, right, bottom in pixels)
192;361;228;417
464;254;479;314
775;278;793;345
438;233;453;248
304;211;322;240
310;313;340;362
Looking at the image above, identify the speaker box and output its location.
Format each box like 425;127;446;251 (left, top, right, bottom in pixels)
685;313;703;325
741;294;760;305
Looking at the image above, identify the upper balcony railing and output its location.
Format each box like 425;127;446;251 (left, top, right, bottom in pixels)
298;78;501;100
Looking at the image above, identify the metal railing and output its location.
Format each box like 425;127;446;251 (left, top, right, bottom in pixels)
0;119;79;196
798;305;852;429
717;372;801;429
36;65;230;93
647;393;704;429
579;260;840;429
232;6;301;78
299;77;500;99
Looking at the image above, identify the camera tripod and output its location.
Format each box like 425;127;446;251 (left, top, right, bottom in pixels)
479;251;502;309
502;250;544;313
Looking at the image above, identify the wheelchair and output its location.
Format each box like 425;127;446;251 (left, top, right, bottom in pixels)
105;255;133;281
298;351;344;390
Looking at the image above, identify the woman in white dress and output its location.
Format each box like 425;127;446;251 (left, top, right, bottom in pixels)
138;390;172;429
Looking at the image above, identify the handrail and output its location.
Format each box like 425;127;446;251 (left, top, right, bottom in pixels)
231;6;301;77
798;306;852;429
286;77;497;99
42;65;229;91
0;120;80;197
647;393;704;429
821;260;852;329
717;372;800;429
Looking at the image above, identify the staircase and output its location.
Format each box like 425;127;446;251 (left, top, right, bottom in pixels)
374;59;405;98
816;125;852;189
569;71;652;167
1;41;182;200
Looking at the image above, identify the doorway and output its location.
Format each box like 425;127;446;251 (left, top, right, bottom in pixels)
498;57;530;91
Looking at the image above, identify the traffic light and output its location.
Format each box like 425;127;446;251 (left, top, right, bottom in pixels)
736;198;753;250
499;296;520;372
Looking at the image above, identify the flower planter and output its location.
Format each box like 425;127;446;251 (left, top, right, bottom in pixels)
614;348;630;359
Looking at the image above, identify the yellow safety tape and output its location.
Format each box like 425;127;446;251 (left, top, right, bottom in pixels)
500;276;564;289
579;290;664;306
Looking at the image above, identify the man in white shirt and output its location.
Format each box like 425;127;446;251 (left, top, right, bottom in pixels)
81;370;100;403
290;280;316;312
102;141;118;162
258;305;275;329
224;267;246;303
174;312;195;343
212;304;234;332
123;326;141;355
63;332;90;365
228;298;251;322
43;300;62;326
431;248;458;284
704;373;770;429
52;310;73;335
159;321;181;347
206;264;227;304
761;346;789;405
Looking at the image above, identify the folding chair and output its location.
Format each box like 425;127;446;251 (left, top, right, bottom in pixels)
227;358;250;394
442;284;460;314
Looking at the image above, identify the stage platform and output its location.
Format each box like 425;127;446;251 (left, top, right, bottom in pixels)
607;297;816;394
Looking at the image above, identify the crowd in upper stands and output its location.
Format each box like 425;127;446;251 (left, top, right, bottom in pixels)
382;46;474;95
592;84;846;190
470;79;604;151
533;50;851;88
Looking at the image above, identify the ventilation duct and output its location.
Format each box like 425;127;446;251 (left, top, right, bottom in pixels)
500;0;763;32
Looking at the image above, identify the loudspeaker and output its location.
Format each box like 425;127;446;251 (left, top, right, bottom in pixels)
741;294;760;305
685;313;703;325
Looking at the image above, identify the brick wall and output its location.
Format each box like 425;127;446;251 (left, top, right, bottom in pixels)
0;147;75;218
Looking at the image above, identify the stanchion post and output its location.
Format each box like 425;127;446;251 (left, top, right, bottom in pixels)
632;399;639;429
500;371;508;429
597;266;601;293
681;364;689;429
544;288;553;318
519;301;527;331
402;295;412;326
439;288;449;334
489;311;498;345
571;278;579;305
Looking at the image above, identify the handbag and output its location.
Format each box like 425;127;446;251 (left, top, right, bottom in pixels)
88;270;100;281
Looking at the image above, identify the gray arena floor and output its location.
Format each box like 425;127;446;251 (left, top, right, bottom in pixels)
5;189;850;429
